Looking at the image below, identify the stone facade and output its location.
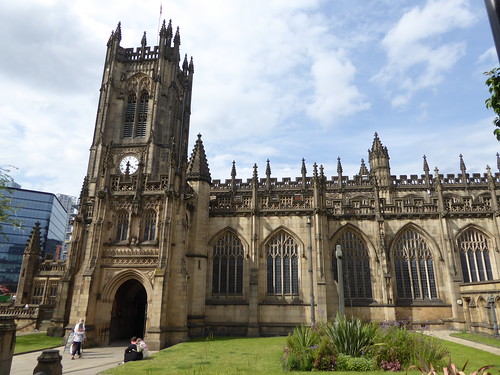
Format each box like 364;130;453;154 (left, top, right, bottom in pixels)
16;20;500;350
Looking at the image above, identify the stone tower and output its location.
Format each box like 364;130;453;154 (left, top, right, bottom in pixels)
50;20;195;350
15;222;42;305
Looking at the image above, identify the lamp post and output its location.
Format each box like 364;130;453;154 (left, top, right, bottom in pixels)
306;215;315;325
335;244;345;316
488;294;499;336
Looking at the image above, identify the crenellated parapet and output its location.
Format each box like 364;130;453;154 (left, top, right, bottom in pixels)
209;134;499;219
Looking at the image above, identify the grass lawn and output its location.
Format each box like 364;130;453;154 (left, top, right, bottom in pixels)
450;332;500;349
14;333;63;354
102;336;500;375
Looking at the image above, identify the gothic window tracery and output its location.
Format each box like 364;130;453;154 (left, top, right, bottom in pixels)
143;210;156;241
458;228;493;283
212;232;244;295
266;231;299;296
332;229;373;302
394;228;438;301
116;211;129;241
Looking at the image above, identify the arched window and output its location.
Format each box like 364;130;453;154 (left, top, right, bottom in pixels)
458;229;493;283
116;211;129;241
212;232;244;295
394;228;438;301
124;93;136;138
143;210;156;241
135;91;148;137
332;229;372;301
266;231;299;296
123;91;148;139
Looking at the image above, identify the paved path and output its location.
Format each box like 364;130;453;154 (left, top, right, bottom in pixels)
11;341;128;375
422;330;500;356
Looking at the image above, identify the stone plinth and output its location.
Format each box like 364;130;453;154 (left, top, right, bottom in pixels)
33;349;62;375
0;315;16;375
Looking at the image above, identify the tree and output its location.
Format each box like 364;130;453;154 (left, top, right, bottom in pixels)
0;166;20;235
484;67;500;141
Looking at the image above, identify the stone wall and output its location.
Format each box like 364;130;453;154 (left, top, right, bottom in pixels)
460;281;500;335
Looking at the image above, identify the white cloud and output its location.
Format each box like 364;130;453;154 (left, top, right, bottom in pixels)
0;0;494;197
374;0;477;107
307;52;370;124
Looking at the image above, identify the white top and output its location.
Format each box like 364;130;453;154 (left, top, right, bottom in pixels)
73;322;86;343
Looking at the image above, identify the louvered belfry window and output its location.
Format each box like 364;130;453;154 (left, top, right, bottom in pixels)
394;229;438;301
124;93;136;138
267;232;299;296
212;232;244;295
458;228;493;283
332;229;373;301
135;91;148;137
123;90;148;139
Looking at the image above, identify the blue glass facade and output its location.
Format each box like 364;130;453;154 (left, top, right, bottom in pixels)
0;188;67;291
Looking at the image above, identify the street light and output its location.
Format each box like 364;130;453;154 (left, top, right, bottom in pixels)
336;244;345;316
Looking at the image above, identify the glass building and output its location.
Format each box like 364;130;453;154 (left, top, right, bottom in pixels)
0;188;68;291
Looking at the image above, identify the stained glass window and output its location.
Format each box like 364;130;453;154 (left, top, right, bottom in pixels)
267;232;299;296
212;232;244;295
458;229;493;283
332;229;372;301
394;229;438;301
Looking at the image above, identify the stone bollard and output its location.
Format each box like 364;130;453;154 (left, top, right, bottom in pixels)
0;315;16;375
33;349;62;375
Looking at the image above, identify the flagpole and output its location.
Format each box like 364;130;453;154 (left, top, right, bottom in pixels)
157;2;163;46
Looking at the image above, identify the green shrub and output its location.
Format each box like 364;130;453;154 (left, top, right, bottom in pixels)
282;346;316;371
312;337;337;371
321;314;379;357
375;324;416;366
285;324;318;352
282;325;319;371
412;333;449;368
336;353;376;371
374;325;449;369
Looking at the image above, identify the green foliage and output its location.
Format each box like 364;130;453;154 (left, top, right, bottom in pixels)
375;324;417;366
336;353;376;371
374;325;449;368
0;166;21;235
484;67;500;141
285;324;318;352
321;314;379;357
312;337;337;371
282;324;319;371
413;333;450;369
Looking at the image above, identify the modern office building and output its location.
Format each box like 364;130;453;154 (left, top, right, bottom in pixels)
0;187;67;291
56;194;78;259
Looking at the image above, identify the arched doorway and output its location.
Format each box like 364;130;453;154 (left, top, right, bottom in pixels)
109;279;147;341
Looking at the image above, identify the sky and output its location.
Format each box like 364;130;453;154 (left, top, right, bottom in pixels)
0;0;498;198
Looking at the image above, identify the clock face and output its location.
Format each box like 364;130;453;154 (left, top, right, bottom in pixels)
119;155;139;174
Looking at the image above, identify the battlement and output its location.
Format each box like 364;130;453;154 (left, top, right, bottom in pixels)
209;167;499;217
119;45;160;61
211;172;499;192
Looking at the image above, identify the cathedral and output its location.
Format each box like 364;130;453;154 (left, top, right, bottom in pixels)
14;20;500;351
